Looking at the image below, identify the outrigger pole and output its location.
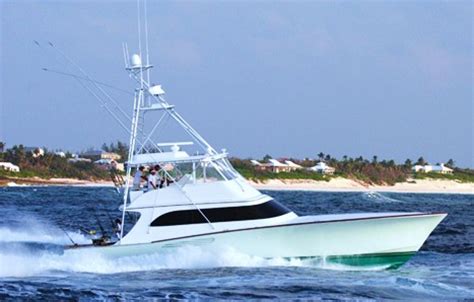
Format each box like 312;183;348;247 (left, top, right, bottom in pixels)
41;68;133;95
36;40;170;156
58;226;77;246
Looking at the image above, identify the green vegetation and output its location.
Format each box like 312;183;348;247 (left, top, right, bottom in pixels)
231;154;474;185
231;158;329;182
0;141;473;185
0;144;109;181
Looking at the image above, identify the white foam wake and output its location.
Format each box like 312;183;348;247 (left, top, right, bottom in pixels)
0;220;310;277
0;242;312;278
0;223;89;245
0;221;389;278
363;191;403;203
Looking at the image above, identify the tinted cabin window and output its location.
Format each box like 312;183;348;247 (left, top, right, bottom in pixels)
150;200;291;227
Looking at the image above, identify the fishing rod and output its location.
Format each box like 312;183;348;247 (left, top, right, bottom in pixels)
46;41;132;123
35;40;164;156
79;227;97;236
33;40;133;136
41;67;133;95
58;225;77;246
93;212;108;238
104;209;117;230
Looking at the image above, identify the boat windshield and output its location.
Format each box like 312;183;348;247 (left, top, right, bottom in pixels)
166;157;238;184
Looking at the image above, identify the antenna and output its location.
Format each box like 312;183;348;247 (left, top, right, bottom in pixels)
136;0;144;93
125;43;131;67
144;0;151;84
122;43;129;69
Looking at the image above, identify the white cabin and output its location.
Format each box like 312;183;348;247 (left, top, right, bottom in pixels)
0;162;20;172
412;164;453;174
309;162;335;174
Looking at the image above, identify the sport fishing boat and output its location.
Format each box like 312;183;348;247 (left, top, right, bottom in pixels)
64;5;446;269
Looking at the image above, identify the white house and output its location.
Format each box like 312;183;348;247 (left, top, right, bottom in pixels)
309;162;335;174
412;164;453;174
0;162;20;172
432;164;454;174
268;159;293;173
67;157;92;163
284;160;303;170
250;159;293;173
250;160;262;166
55;151;66;158
82;150;121;161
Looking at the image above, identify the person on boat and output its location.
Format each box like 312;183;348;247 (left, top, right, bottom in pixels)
154;164;165;188
133;166;146;190
147;169;158;191
114;218;122;239
154;164;174;188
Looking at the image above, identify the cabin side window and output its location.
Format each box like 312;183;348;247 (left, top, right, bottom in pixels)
150;200;291;227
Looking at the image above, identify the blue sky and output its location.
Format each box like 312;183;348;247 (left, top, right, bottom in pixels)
1;1;472;167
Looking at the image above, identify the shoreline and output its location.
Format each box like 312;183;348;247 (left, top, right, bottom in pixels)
249;178;474;194
1;176;472;194
0;177;114;187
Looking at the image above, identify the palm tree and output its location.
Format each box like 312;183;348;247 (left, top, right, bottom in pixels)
101;143;109;152
116;141;128;160
446;159;455;168
416;156;426;165
372;155;378;164
317;152;325;161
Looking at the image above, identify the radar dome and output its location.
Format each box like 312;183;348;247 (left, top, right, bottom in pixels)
131;54;142;68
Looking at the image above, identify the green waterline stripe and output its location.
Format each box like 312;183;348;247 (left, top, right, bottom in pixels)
282;251;416;269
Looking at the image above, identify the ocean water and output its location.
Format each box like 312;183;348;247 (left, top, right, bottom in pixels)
0;186;473;300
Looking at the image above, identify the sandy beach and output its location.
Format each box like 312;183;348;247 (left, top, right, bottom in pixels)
1;176;472;194
249;178;474;194
0;177;114;187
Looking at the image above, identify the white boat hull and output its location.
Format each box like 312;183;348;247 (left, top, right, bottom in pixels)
67;212;446;269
